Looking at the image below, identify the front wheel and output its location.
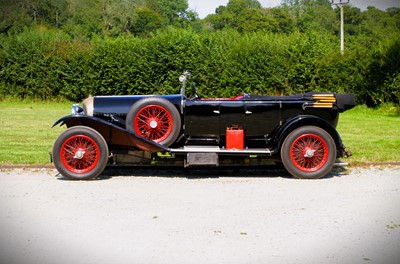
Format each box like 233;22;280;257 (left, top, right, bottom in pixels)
52;126;109;180
281;126;336;179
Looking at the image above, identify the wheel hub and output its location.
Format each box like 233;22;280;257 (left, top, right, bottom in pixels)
149;120;158;129
73;150;85;159
304;149;316;158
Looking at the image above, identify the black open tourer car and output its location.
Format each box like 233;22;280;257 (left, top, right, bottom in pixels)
51;72;356;180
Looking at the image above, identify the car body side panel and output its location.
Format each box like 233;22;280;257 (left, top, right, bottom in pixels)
184;100;220;136
219;101;246;134
244;101;280;136
185;99;281;138
92;94;183;117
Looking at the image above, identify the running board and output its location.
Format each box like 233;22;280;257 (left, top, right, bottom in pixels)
169;146;273;155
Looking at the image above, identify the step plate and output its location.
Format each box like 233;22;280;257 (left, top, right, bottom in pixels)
186;152;218;167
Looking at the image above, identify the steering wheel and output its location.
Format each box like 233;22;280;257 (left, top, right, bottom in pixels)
190;83;201;100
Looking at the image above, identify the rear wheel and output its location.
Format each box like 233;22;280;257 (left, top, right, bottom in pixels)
281;126;336;179
52;126;109;180
126;97;181;147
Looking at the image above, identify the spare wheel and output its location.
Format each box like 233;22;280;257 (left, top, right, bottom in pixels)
126;97;181;147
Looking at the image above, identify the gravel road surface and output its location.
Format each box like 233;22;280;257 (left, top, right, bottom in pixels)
1;166;399;264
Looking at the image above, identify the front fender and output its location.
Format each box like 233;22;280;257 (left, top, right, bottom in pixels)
52;115;168;153
272;115;344;158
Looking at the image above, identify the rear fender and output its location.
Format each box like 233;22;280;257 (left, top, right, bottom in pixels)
52;115;168;153
272;115;344;158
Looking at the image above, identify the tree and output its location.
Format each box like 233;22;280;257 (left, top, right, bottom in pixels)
146;0;191;26
63;0;103;37
31;0;68;27
266;7;295;33
225;0;262;15
297;0;335;32
235;8;273;33
340;5;362;36
359;6;398;38
100;0;139;36
205;0;276;33
132;7;163;36
204;12;234;31
0;0;32;33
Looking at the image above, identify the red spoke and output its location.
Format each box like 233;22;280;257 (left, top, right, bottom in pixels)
290;134;329;172
134;105;173;143
60;135;100;174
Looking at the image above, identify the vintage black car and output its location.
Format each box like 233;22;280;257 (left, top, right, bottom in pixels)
52;72;355;180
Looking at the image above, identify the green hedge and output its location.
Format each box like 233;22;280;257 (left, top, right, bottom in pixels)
0;27;399;105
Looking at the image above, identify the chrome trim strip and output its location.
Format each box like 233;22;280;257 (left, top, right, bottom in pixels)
170;146;272;155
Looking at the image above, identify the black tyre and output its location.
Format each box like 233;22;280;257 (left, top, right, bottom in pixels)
281;126;336;179
126;97;181;147
52;126;109;180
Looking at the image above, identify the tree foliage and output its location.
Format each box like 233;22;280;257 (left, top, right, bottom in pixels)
0;0;194;36
0;0;399;106
205;0;296;33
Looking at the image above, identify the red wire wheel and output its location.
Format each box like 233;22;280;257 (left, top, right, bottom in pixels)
134;105;173;143
52;126;109;180
126;97;181;147
281;126;336;179
60;135;100;174
289;134;328;172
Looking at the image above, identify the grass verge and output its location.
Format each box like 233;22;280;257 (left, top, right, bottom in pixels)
337;104;400;165
0;100;72;165
0;101;399;165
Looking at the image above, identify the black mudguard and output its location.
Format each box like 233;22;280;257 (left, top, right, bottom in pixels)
52;115;168;153
273;115;346;158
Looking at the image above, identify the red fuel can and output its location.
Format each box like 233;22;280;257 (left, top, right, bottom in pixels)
226;126;244;150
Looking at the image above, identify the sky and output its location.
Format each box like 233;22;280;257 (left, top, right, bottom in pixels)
188;0;400;18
